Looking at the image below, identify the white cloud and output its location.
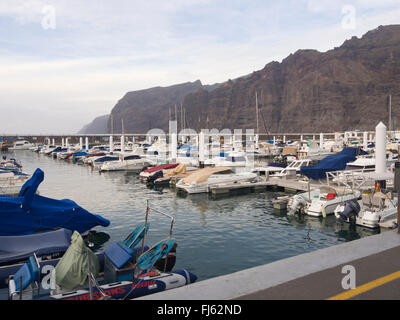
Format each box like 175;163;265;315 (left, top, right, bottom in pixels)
0;0;399;133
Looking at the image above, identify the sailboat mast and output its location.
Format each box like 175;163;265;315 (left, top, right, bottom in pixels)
111;114;114;134
180;102;183;131
183;105;186;129
256;91;259;135
389;93;392;133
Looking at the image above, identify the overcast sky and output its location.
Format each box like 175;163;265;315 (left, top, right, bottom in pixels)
0;0;399;134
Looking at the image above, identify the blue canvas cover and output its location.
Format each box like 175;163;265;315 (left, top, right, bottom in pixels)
340;147;368;157
18;168;44;211
300;148;361;180
0;168;110;236
94;156;119;163
73;152;88;157
48;147;63;154
0;228;72;265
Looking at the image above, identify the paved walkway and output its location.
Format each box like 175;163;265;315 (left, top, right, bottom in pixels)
238;245;400;300
136;230;400;300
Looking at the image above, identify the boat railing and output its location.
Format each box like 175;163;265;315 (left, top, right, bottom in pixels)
326;169;394;191
140;200;175;272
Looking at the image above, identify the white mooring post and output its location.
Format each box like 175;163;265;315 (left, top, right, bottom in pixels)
375;122;387;174
170;133;177;162
363;131;368;150
61;137;65;148
109;136;114;152
199;132;205;166
85;137;89;151
319;133;324;149
79;137;83;150
121;135;125;153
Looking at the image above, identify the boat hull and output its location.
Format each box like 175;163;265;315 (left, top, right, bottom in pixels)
9;269;196;300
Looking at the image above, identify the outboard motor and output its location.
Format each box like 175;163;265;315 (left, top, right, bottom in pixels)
287;195;307;215
337;199;360;226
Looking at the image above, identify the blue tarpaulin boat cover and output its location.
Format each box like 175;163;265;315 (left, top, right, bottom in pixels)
0;228;72;265
300;148;366;180
0;168;110;236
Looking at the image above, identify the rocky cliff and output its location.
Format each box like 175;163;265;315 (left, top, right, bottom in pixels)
80;25;400;134
78;114;109;134
107;80;205;133
183;25;400;133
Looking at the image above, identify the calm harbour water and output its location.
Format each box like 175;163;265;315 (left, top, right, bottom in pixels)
1;150;381;293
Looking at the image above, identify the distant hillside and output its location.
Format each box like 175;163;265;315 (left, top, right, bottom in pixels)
107;80;205;133
80;25;400;134
78;114;109;134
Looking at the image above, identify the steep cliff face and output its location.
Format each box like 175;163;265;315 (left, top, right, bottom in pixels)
183;25;400;133
82;25;400;134
107;80;204;133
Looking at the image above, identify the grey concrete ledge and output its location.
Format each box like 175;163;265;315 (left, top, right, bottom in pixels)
135;230;400;300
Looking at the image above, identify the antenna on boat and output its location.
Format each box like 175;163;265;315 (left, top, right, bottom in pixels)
140;200;151;255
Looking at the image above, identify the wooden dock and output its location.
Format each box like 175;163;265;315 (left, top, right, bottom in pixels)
208;180;270;196
207;176;325;196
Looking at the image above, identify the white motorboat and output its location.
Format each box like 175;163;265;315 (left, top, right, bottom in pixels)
9;140;35;150
334;191;397;229
204;151;248;169
298;141;335;161
303;186;361;217
253;159;311;178
175;167;258;194
139;163;180;182
0;172;30;195
0;157;22;172
346;154;396;171
287;189;321;214
345;157;375;171
176;144;199;167
100;154;154;172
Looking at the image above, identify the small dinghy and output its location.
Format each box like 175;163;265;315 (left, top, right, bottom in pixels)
8;202;196;300
0;229;109;289
139;163;180;183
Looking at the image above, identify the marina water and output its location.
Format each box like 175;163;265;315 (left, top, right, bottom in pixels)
0;150;382;299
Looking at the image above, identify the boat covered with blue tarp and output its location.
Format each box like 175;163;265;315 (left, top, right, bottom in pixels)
0;168;110;236
0;228;72;265
300;147;367;180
